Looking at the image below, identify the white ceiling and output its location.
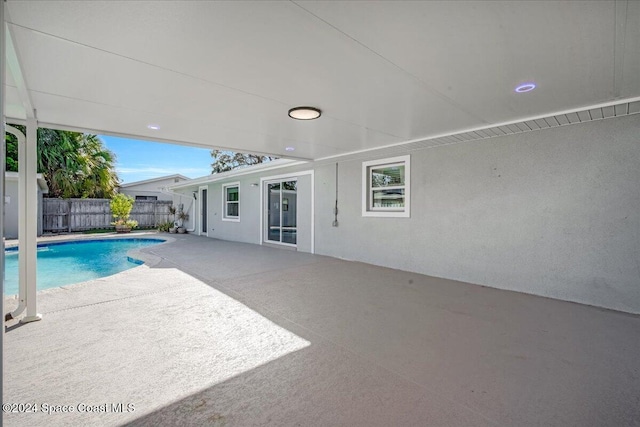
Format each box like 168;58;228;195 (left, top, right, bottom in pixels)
4;1;640;160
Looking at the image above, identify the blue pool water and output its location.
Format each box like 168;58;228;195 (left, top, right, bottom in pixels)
4;238;165;295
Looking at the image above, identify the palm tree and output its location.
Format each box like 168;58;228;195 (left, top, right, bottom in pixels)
74;134;119;198
5;126;119;198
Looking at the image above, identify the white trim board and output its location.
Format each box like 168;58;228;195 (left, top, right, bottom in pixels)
361;155;411;218
221;182;241;223
170;160;310;189
120;174;189;188
198;185;208;237
315;96;640;163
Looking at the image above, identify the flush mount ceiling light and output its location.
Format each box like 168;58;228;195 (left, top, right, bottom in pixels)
514;83;536;93
285;146;295;151
147;124;160;130
288;106;321;120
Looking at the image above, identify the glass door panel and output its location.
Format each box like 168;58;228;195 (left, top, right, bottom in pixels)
281;180;297;244
265;179;297;245
267;182;281;243
201;189;208;233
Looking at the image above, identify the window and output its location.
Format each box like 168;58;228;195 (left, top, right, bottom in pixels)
222;182;240;221
135;195;157;201
362;155;410;217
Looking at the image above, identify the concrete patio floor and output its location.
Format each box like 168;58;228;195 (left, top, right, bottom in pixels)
3;233;640;426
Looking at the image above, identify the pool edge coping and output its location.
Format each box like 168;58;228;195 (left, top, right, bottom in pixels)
4;231;173;249
3;233;177;298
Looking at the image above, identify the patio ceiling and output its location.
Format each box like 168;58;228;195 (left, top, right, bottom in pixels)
4;1;640;160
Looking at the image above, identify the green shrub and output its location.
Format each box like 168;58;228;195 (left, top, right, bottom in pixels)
110;193;134;222
157;221;173;232
125;219;138;229
110;194;138;229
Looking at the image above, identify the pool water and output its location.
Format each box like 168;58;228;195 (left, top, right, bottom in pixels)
4;238;165;295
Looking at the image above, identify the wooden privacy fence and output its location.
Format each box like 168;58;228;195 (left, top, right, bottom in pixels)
43;199;173;233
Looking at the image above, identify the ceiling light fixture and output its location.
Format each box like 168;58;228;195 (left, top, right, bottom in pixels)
288;106;321;120
147;124;160;130
514;83;536;93
285;146;295;152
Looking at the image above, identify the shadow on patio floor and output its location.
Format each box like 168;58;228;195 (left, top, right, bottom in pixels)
4;234;640;426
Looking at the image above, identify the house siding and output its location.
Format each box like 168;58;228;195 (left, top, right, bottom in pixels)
120;177;188;202
317;114;640;313
4;174;45;238
176;114;640;314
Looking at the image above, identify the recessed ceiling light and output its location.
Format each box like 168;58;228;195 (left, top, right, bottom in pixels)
514;83;536;93
147;124;160;130
288;106;321;120
285;146;295;152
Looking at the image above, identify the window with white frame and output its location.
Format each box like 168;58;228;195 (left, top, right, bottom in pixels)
222;182;240;221
362;155;410;218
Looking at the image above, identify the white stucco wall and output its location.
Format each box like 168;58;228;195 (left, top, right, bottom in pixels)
174;114;640;313
315;114;640;314
176;165;314;252
4;173;45;238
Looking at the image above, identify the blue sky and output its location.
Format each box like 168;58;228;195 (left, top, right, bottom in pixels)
99;135;213;184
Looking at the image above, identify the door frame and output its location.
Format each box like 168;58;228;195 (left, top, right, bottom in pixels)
263;177;298;248
198;185;208;237
259;170;314;253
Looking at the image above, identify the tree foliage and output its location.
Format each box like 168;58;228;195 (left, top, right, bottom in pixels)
210;150;277;174
110;193;134;221
109;193;137;228
5;126;120;198
5;132;18;172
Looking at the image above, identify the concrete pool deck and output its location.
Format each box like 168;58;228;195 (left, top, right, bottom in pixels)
3;233;640;426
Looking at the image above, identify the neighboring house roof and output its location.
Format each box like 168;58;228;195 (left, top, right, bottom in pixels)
169;159;307;189
5;172;49;194
119;174;190;188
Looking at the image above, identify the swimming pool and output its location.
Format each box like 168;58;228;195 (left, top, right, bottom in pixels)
4;238;165;295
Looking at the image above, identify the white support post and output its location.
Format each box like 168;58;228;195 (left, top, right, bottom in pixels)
5;5;41;324
2;2;6;399
21;117;41;323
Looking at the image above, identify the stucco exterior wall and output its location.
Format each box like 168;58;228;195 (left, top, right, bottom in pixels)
174;114;640;313
176;164;315;252
315;114;640;314
4;175;44;238
205;176;262;244
4;179;20;239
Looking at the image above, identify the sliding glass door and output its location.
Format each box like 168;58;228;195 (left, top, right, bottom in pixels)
265;179;297;246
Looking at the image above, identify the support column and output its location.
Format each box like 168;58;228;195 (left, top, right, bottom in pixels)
2;2;7;403
21;117;41;323
5;0;41;325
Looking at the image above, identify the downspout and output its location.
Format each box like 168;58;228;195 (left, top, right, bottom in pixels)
184;197;196;233
332;162;339;227
5;126;25;320
160;187;196;232
187;191;196;233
